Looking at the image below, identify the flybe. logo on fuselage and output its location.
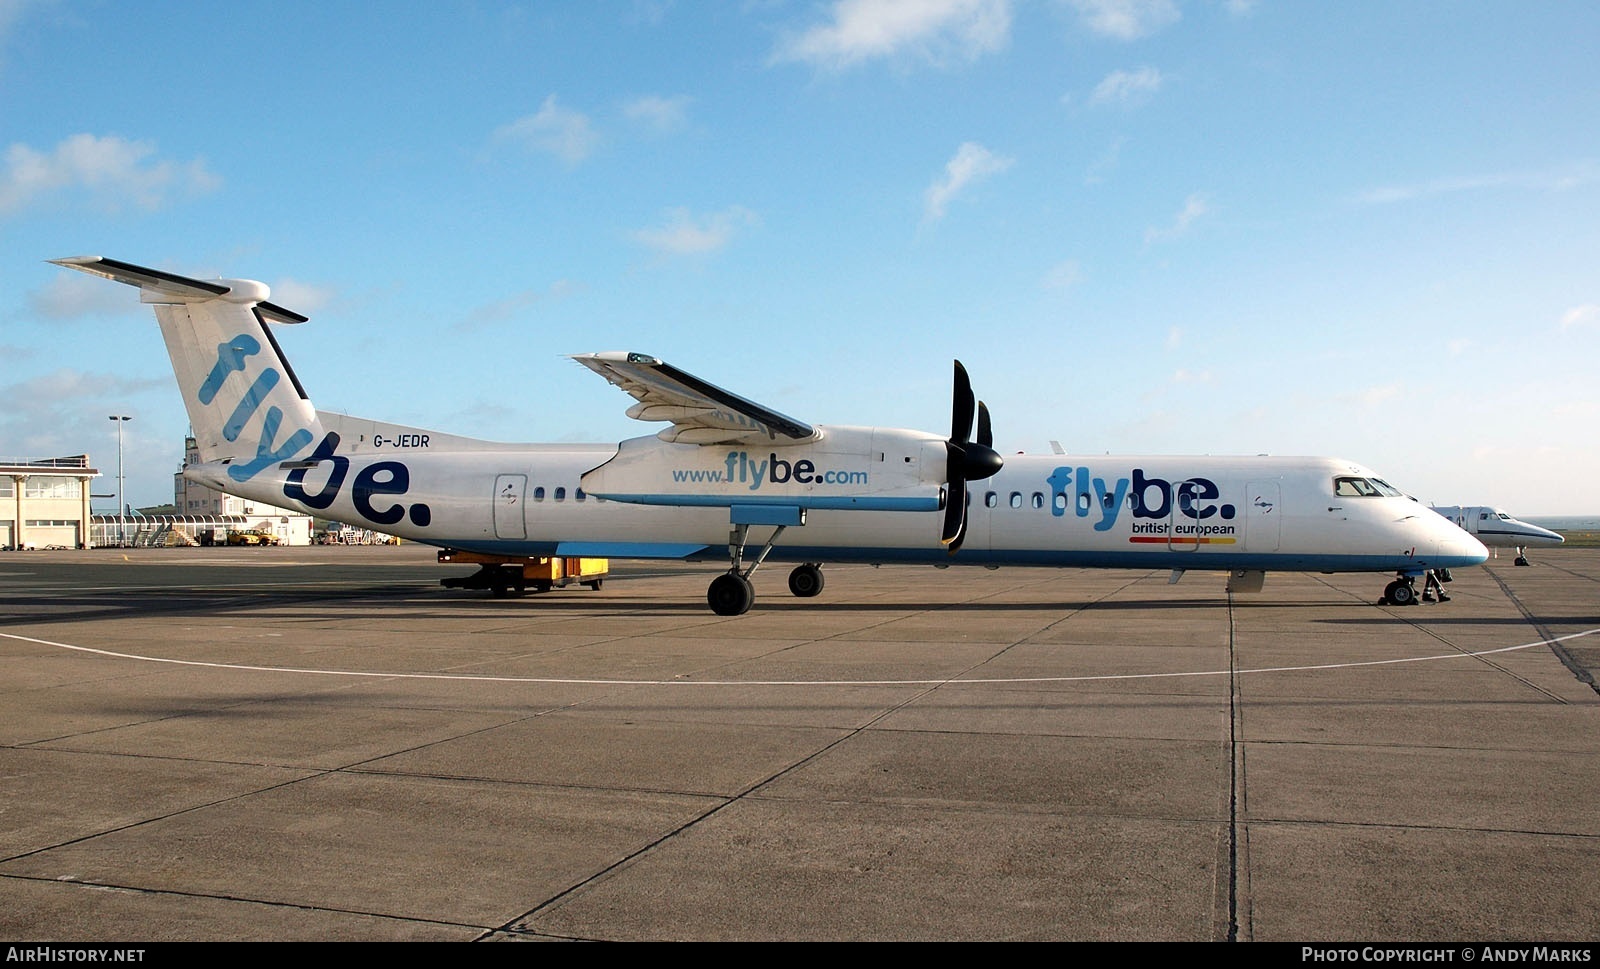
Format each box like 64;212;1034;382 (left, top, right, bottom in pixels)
1046;466;1237;533
199;333;431;529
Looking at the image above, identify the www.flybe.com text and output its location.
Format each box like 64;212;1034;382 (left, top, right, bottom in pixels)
671;451;870;490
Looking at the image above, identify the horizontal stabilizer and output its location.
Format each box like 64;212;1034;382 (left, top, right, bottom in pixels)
50;256;307;323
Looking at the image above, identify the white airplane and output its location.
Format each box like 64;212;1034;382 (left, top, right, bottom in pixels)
52;256;1489;614
1430;506;1564;566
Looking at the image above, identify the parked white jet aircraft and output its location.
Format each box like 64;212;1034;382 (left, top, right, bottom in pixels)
1431;506;1564;566
53;256;1488;614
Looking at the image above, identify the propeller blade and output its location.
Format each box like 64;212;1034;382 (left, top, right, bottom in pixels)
941;363;996;552
941;484;966;548
951;360;974;445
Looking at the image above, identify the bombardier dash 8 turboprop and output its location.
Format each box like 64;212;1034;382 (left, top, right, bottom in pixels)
52;256;1488;614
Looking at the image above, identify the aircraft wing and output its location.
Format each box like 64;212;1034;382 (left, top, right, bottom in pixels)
572;352;818;446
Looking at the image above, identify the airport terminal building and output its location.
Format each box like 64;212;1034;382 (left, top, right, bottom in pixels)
0;455;100;549
173;436;313;545
2;442;314;549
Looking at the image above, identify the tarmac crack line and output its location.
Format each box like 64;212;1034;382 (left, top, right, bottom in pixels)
1484;565;1598;695
1224;592;1247;943
483;615;1046;941
0;870;504;936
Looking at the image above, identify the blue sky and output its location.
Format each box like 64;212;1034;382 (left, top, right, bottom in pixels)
3;1;1597;514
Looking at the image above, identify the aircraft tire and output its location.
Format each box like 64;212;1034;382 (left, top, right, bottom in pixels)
788;563;824;598
1387;580;1417;606
708;573;754;616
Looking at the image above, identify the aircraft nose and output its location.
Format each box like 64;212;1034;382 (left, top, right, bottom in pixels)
1422;508;1488;565
1532;524;1566;545
1458;534;1489;564
1438;528;1489;566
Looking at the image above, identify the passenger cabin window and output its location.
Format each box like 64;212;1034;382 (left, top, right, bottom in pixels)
554;487;566;501
575;488;586;502
533;486;546;501
985;491;998;508
1031;492;1044;510
1009;492;1022;509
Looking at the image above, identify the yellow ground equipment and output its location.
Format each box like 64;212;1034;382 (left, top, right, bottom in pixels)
437;549;608;597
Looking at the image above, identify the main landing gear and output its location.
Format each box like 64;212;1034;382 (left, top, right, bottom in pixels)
787;562;824;598
707;522;826;616
1514;547;1532;567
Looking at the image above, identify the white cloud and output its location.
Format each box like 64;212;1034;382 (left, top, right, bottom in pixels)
1560;303;1599;330
1068;0;1180;41
773;0;1011;70
623;94;691;132
1349;383;1402;408
0;368;169;418
27;272;137;321
624;0;673;27
269;279;336;316
1088;66;1163;107
1083;135;1125;184
1042;259;1081;290
1355;163;1599;205
1144;192;1210;243
632;206;759;256
492;95;599;166
453;280;581;333
1164;326;1181;351
0;134;221;215
1171;368;1212;384
924;142;1013;222
0;0;45;51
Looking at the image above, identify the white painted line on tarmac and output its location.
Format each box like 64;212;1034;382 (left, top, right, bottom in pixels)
3;628;1597;687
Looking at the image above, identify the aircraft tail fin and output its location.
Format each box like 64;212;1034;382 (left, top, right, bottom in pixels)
51;256;325;483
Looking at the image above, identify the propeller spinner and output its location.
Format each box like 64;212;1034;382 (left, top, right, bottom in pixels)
942;360;1004;551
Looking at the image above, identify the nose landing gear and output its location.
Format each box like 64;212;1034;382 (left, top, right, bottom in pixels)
1382;576;1419;606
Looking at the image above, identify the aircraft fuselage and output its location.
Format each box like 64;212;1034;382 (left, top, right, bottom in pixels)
194;432;1486;575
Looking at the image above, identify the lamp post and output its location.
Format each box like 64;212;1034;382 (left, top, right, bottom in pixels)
108;415;130;546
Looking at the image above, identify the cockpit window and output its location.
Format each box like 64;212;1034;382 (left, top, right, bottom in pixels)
1333;476;1403;498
